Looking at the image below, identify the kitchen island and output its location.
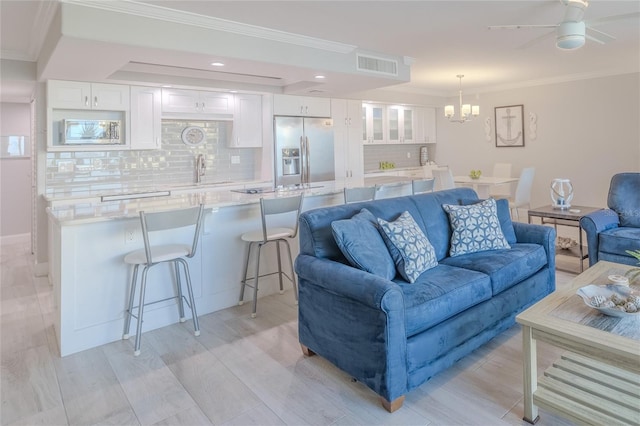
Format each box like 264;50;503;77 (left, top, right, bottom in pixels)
47;182;355;356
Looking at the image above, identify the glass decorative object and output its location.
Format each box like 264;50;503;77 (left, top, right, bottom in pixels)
550;178;573;209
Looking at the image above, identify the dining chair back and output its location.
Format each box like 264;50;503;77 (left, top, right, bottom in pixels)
432;169;455;191
490;163;513;197
509;167;535;220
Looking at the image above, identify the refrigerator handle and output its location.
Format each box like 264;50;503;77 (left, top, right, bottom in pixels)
300;135;306;185
305;136;311;186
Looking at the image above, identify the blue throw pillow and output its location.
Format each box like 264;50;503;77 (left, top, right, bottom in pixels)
443;198;511;257
377;211;438;283
458;198;517;244
331;209;396;280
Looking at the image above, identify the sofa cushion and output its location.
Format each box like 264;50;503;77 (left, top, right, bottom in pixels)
459;198;517;245
378;211;438;283
331;209;396;280
396;264;492;336
599;226;640;258
443;198;511;257
441;243;547;295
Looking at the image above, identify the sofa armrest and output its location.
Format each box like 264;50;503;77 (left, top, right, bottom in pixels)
513;222;557;288
579;209;620;266
294;254;404;312
294;254;407;403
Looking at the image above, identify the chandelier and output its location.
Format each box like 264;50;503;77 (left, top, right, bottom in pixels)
444;75;480;123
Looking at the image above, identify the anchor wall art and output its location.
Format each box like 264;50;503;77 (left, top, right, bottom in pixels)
495;105;524;147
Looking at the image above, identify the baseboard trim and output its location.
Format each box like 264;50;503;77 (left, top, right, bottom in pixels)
34;262;48;277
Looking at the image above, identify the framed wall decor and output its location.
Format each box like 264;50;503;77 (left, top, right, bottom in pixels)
495;105;524;147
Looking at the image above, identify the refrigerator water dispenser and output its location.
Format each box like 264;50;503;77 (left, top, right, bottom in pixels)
282;148;300;176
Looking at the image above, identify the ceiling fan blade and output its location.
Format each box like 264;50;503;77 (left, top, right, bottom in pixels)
587;11;640;27
517;30;557;49
585;34;607;45
586;26;616;43
488;24;558;30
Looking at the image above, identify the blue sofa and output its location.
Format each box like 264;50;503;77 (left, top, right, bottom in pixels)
580;173;640;267
294;188;556;412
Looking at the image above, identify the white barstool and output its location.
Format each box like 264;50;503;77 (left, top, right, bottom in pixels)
344;186;377;203
239;194;303;318
123;204;204;356
412;178;435;194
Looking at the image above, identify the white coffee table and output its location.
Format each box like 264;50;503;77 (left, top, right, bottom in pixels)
516;261;640;425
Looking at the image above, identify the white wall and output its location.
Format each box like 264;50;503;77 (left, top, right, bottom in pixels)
435;72;640;209
0;102;32;237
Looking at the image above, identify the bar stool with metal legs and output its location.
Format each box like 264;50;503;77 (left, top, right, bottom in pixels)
123;204;204;356
239;194;303;318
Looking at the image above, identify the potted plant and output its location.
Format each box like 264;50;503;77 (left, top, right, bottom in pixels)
625;249;640;283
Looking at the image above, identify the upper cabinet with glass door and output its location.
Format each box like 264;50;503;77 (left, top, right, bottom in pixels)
362;103;386;144
387;106;414;143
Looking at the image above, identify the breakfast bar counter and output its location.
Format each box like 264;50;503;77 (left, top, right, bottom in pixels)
47;182;349;356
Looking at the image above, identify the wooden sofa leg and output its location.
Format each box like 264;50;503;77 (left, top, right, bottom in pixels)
300;343;315;357
380;395;405;412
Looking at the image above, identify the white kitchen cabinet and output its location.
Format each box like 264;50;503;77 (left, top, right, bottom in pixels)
48;80;130;111
229;94;262;148
161;88;234;115
414;107;437;144
332;98;364;184
362;103;386;143
387;106;415;143
273;94;331;117
130;86;161;150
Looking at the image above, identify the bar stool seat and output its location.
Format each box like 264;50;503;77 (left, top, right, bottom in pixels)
239;194;303;318
123;204;204;356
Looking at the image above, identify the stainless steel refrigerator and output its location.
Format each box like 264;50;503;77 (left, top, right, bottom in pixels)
274;116;335;187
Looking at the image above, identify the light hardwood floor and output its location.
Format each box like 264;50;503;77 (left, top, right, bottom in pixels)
1;237;578;426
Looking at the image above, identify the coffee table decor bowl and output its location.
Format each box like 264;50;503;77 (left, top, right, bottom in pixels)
577;284;640;317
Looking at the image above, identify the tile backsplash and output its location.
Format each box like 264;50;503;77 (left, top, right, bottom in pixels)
363;144;432;172
46;120;258;197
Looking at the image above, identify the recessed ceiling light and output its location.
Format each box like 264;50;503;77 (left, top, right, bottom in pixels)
314;75;326;79
211;62;225;67
230;90;238;93
162;85;172;88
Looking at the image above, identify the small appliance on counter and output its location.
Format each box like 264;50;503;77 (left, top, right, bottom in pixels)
419;145;429;166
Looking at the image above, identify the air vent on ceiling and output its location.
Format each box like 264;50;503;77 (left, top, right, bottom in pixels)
356;54;398;76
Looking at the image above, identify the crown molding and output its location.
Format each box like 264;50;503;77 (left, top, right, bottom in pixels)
29;0;59;60
61;0;357;54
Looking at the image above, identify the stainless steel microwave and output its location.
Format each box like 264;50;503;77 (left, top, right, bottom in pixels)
62;119;122;145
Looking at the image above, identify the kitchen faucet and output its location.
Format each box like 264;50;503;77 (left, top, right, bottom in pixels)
195;154;206;184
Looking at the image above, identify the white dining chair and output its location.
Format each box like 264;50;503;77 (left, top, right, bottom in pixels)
509;167;535;220
239;194;303;318
489;163;513;198
432;169;455;191
123;204;204;356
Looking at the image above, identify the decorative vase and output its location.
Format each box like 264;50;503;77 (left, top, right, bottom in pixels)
550;178;573;210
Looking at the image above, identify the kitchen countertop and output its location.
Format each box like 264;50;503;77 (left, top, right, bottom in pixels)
46;181;348;225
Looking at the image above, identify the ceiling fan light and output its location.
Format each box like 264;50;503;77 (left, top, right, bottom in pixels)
557;34;585;49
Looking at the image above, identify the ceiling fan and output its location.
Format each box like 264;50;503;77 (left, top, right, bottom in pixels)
488;0;640;50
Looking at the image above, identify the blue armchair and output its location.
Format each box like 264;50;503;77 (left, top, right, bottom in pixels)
580;173;640;267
